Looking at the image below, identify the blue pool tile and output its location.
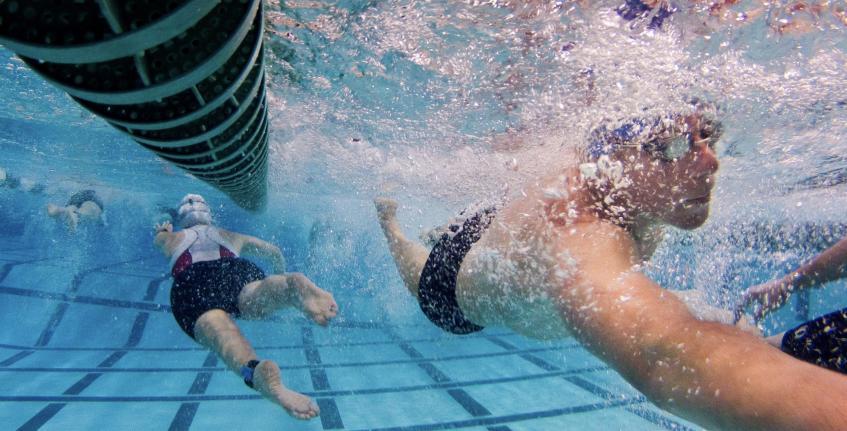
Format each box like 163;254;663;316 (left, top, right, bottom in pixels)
42;304;137;348
333;390;476;429
117;350;212;369
319;342;411;365
0;371;90;396
189;399;326;431
500;406;669;431
82;371;199;397
6;349;116;369
74;272;154;301
132;313;197;349
435;354;550;382
3;263;76;293
39;401;180;431
0;401;56;430
463;377;602;416
0;295;61;346
323;362;435;391
411;337;508;359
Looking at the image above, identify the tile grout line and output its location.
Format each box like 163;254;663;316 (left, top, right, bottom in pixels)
302;326;344;430
17;259;159;431
485;336;695;431
33;256;152;347
16;348;130;430
381;327;498;428
168;352;219;431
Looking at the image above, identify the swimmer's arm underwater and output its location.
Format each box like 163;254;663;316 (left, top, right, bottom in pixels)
741;235;847;318
220;230;287;274
557;225;847;430
153;221;182;256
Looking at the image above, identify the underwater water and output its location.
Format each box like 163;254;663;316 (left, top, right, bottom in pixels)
1;0;847;429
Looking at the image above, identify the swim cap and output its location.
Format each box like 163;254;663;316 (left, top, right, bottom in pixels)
587;118;654;159
177;194;212;228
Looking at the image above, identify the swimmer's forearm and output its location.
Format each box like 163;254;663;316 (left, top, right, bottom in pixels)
783;236;847;290
241;237;286;273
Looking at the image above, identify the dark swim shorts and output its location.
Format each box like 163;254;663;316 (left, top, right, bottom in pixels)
67;189;104;211
417;207;496;334
170;257;265;339
781;307;847;374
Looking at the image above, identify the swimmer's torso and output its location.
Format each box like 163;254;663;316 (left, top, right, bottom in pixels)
455;174;643;340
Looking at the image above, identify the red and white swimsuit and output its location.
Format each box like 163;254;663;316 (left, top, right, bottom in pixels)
170;225;239;277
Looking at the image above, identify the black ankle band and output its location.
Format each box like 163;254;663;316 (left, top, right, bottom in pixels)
240;359;261;388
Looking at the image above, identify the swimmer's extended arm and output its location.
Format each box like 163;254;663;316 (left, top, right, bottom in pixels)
153;221;182;257
741;235;847;318
222;230;286;274
558;223;847;431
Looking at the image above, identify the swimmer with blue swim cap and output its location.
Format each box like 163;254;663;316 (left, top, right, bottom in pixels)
373;99;847;429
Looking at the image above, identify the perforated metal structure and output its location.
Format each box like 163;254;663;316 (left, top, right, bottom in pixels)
0;0;269;210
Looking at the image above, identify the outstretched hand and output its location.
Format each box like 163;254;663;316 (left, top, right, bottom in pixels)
155;220;173;235
737;279;793;321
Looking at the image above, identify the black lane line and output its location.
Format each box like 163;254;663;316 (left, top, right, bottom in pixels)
33;256;151;347
386;329;492;420
168;352;217;431
302;326;344;430
16;403;65;431
0;344;588;374
564;376;696;431
486;335;561;372
17;343;131;430
0;257;59;284
35;302;70;346
0;285;171;312
0;350;34;366
144;275;170;302
349;397;643;431
0;326;550;353
124;313;150;348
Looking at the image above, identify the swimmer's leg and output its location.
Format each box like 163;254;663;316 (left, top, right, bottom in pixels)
193;309;320;420
46;204;79;232
238;274;337;325
374;197;430;298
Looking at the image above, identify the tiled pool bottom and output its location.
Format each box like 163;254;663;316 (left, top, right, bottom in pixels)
0;241;701;431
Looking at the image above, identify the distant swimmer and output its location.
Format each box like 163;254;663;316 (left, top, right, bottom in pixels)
375;103;847;430
46;189;105;233
154;194;338;420
738;233;847;374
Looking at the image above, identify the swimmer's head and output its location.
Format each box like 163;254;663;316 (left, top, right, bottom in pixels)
177;194;212;228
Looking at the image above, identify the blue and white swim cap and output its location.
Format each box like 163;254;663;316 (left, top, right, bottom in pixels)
177;193;212;228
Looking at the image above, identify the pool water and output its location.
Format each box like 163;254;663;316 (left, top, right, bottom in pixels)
2;0;847;430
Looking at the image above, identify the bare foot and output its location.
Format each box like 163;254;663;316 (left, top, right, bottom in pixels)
374;197;398;224
288;273;338;326
252;360;320;420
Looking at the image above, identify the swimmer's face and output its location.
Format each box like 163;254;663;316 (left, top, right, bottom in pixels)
622;114;720;229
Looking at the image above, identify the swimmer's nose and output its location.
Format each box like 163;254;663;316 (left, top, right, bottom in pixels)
692;139;719;174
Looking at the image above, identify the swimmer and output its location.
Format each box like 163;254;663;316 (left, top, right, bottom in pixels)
46;189;105;233
738;234;847;374
154;194;338;420
375;104;847;430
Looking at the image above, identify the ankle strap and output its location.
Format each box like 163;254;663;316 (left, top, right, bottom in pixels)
240;359;261;388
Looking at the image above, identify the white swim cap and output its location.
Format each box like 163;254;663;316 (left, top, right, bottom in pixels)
177;193;212;228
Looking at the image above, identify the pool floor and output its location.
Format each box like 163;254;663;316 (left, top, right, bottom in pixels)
0;238;701;430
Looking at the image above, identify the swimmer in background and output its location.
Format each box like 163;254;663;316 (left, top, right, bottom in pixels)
46;189;105;233
375;103;847;430
737;233;847;374
154;194;338;420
